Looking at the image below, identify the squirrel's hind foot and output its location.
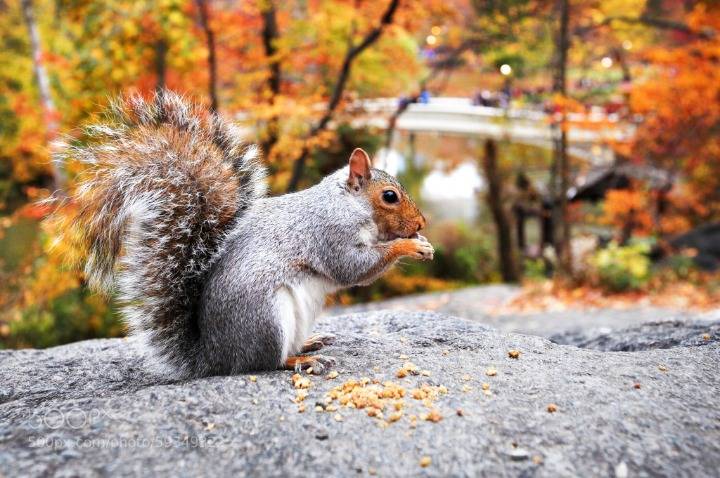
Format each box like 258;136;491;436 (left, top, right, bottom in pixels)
285;354;336;375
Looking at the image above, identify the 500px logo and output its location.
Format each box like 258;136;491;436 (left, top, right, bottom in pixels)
29;434;221;450
31;407;124;430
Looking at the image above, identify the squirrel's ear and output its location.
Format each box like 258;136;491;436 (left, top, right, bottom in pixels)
348;148;372;190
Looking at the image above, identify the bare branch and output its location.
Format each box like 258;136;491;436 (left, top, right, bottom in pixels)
382;40;478;152
286;0;401;192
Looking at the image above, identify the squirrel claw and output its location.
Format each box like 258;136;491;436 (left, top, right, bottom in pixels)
411;237;434;261
306;355;336;375
301;333;337;352
288;354;336;375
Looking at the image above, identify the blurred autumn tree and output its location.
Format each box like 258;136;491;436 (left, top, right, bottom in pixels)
624;2;720;235
0;0;451;347
2;0;719;347
580;1;720;240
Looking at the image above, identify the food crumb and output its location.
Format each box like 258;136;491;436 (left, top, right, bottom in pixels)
508;350;521;359
420;456;432;468
334;413;343;422
462;374;471;381
249;375;257;382
396;362;419;378
293;389;309;403
702;333;711;340
456;408;464;417
547;403;558;413
326;371;339;379
658;364;668;372
633;383;641;389
292;373;312;389
482;382;490;391
486;367;498;377
409;415;418;428
462;384;472;393
297;404;306;413
399;354;409;360
423;409;443;423
366;408;382;418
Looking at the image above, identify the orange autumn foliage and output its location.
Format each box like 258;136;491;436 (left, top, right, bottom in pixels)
600;188;653;235
628;3;720;231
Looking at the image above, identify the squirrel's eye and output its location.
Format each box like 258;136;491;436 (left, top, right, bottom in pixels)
382;190;399;204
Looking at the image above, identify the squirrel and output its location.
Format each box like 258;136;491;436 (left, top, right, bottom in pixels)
61;90;434;379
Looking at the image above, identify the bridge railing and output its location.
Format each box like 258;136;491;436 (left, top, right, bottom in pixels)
354;97;624;125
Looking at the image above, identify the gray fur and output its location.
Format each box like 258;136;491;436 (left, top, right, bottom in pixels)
198;168;391;375
69;92;412;378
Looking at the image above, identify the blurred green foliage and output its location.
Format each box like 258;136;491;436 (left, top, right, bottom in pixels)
590;240;652;292
5;288;123;349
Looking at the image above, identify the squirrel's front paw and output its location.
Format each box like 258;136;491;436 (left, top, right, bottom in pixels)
409;237;434;261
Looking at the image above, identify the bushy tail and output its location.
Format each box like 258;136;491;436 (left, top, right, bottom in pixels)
60;90;266;377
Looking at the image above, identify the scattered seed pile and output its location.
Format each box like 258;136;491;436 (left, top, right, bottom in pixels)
291;363;451;427
286;348;572;468
286;350;539;431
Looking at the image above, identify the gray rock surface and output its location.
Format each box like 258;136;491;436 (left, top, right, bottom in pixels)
1;311;719;477
551;319;720;351
329;285;716;339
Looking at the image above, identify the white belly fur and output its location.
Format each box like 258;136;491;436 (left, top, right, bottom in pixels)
275;275;337;360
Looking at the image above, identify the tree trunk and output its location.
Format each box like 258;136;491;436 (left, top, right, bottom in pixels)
481;139;520;283
20;0;63;192
260;1;281;158
552;0;572;278
195;0;218;112
154;38;168;94
513;204;526;254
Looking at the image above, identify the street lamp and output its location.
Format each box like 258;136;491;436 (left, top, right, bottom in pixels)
500;64;512;76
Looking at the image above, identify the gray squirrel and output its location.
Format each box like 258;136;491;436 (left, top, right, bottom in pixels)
62;91;433;379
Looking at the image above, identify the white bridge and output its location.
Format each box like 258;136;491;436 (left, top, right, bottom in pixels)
355;97;634;165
